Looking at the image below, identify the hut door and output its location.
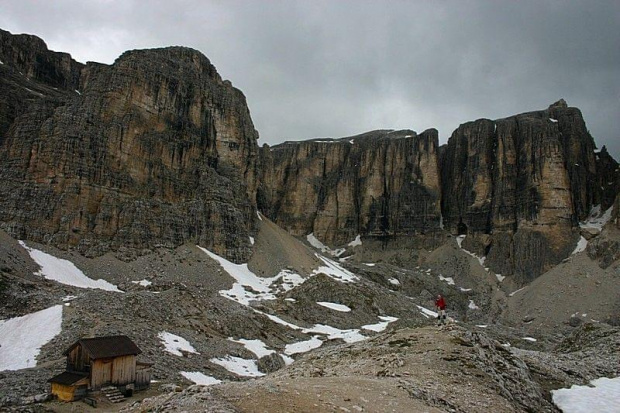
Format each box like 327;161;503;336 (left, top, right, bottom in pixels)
101;360;113;385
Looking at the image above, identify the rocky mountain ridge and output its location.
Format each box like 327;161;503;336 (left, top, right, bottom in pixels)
439;99;619;283
0;28;618;280
1;29;619;413
0;29;259;263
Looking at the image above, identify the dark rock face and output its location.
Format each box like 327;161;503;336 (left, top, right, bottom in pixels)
439;100;616;283
0;30;258;262
257;353;286;374
258;130;442;244
594;146;620;210
1;29;618;281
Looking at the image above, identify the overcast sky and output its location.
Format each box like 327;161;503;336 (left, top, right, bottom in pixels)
1;1;618;158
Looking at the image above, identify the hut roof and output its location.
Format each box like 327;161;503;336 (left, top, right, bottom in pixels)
48;371;88;385
64;335;142;359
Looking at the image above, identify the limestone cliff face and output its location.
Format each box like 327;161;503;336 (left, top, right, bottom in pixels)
1;29;618;280
259;130;442;245
0;30;258;261
439;100;616;283
594;146;620;211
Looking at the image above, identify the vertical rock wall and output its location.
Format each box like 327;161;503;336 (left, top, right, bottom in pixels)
0;31;259;261
259;130;442;245
1;29;618;279
439;100;615;283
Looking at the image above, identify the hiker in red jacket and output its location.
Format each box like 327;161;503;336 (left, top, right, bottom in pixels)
435;294;447;325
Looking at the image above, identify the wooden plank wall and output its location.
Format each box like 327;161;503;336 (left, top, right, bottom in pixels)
112;355;136;385
91;359;112;389
67;345;89;371
135;366;151;390
90;356;136;389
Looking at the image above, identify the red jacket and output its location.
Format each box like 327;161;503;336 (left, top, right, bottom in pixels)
435;296;446;310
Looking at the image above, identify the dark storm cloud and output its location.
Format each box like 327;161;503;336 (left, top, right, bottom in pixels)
1;1;618;157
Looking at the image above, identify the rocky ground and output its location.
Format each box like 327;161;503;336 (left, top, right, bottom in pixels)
1;216;619;412
118;323;619;413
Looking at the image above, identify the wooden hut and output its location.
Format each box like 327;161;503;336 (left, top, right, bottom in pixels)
49;335;151;401
48;372;89;402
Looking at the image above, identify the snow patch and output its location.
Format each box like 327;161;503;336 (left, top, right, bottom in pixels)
24;87;44;96
509;287;526;297
0;305;63;371
181;372;221;386
364;263;376;267
255;309;368;345
314;254;358;283
210;356;264;377
132;279;152;287
522;337;537;342
249;236;255;245
284;337;323;355
317;302;351;312
256;211;263;221
580;205;613;231
549;118;558;123
361;316;398;332
256;310;302;330
347;235;362;247
468;300;480;310
302;324;365;343
200;247;305;306
388;278;400;286
75;90;81;95
228;338;274;358
459;287;472;292
416;305;438;318
572;236;588;255
496;274;505;282
19;241;121;292
281;354;295;365
552;376;620;413
439;275;455;285
307;233;345;257
455;236;488;270
158;332;199;357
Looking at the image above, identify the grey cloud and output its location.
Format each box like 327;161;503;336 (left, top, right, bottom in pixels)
1;0;618;158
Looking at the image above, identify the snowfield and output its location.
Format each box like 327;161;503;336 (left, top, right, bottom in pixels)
579;205;613;231
552;376;620;413
228;338;274;358
362;316;399;332
307;233;342;256
158;332;199;357
210;356;264;377
19;241;121;292
347;235;362;247
417;305;438;318
180;371;221;386
199;246;305;305
317;301;351;312
572;236;588;255
0;305;63;371
284;336;323;355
